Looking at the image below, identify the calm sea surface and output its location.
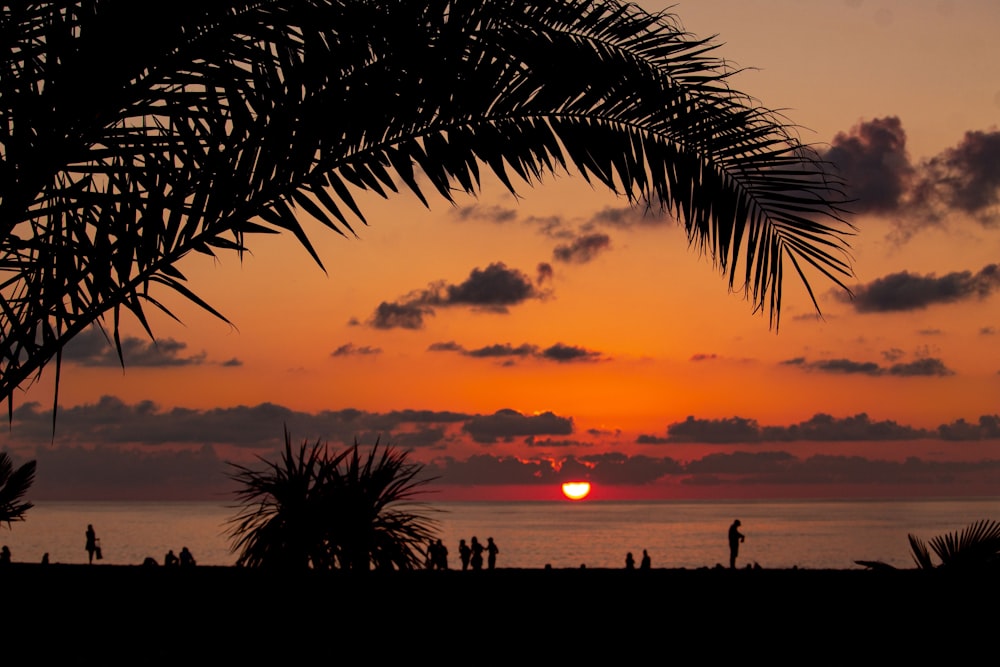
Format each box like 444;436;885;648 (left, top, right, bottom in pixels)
3;498;999;570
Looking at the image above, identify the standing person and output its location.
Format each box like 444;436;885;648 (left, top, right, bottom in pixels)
625;552;635;570
640;549;651;570
469;536;485;570
0;545;10;565
486;537;499;570
85;524;99;564
458;539;471;571
729;519;745;569
433;538;448;570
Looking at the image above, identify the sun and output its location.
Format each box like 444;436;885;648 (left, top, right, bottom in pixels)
561;481;592;501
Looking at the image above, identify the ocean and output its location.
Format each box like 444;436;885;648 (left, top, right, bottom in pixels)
3;497;998;570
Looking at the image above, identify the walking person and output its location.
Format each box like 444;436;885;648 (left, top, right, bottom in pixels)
640;548;651;570
729;519;745;569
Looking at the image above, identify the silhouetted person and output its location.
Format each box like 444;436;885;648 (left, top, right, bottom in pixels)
433;538;448;569
143;556;159;567
458;539;471;571
164;549;179;567
179;546;196;567
625;552;635;570
0;545;10;565
425;541;436;569
640;549;651;570
85;524;99;564
470;536;485;570
729;519;745;569
486;537;499;570
41;552;49;565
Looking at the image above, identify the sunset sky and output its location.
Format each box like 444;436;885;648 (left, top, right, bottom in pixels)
6;0;1000;501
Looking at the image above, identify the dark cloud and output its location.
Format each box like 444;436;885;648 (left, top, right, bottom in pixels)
938;415;1000;441
367;262;545;329
552;233;612;264
537;262;554;284
220;358;243;367
760;413;930;441
467;343;538;359
843;264;1000;313
462;408;573;444
641;412;933;444
7;397;470;449
425;454;559;485
370;302;432;330
665;416;762;444
451;203;518;224
578;452;683;484
791;357;955;377
429;341;602;364
690;353;718;362
824;116;915;214
919;129;1000;225
823;117;1000;238
331;343;382;357
539;343;601;363
63;328;206;367
887;358;953;377
591;205;674;228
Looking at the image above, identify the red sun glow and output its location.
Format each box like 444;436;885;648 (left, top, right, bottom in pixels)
561;481;592;500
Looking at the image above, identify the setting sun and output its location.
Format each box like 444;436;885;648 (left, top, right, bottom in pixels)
561;481;592;501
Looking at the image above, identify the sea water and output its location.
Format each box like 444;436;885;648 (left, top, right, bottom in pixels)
2;498;998;570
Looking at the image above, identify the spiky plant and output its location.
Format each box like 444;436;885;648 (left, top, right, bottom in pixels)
227;429;437;571
0;452;36;526
908;519;1000;571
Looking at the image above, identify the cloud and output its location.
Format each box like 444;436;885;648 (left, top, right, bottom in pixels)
429;340;601;364
663;416;762;443
824;116;915;215
63;328;207;367
640;412;934;444
591;205;674;228
367;262;546;329
823;117;1000;239
331;343;382;357
937;415;1000;441
7;397;471;449
451;203;518;224
552;233;612;264
791;356;955;377
842;264;1000;313
461;408;574;444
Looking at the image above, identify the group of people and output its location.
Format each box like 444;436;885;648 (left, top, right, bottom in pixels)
425;536;499;570
623;520;748;570
624;548;652;570
163;546;197;567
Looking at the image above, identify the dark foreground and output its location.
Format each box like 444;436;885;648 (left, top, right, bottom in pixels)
6;564;998;661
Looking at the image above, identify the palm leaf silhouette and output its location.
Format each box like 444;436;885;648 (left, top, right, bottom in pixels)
910;519;1000;570
0;1;854;410
0;452;36;525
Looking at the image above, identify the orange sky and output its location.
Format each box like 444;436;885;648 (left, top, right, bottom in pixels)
5;1;1000;501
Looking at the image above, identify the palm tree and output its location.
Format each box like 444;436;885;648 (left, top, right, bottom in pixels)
0;452;36;525
0;1;853;408
907;519;1000;571
227;429;438;571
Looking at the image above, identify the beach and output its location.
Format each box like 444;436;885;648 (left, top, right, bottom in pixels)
6;563;995;662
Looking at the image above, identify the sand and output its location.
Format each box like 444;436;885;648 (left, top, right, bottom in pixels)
5;563;994;661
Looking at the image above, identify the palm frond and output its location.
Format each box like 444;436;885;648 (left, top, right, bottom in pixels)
1;0;854;409
0;452;36;525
